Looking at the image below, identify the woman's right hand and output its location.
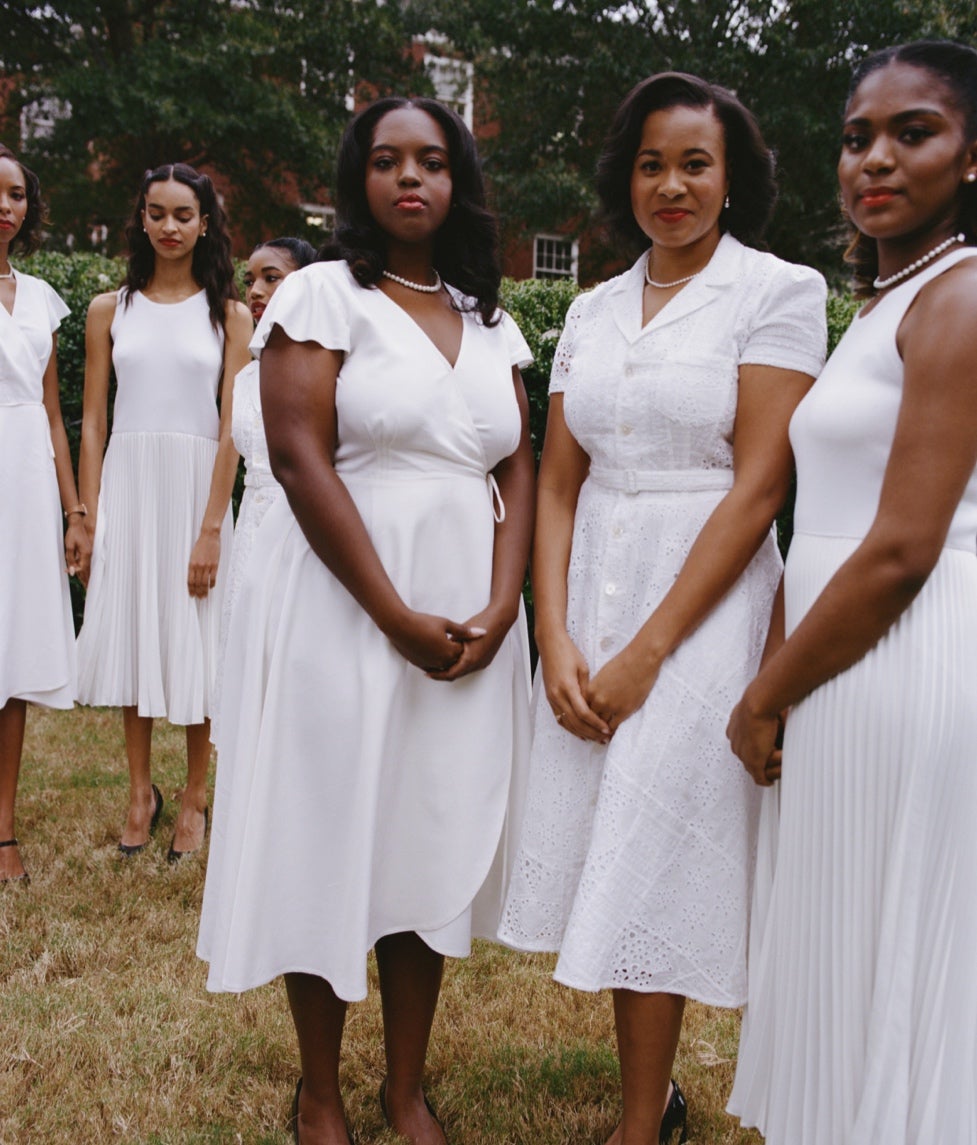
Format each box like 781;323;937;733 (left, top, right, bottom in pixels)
387;610;482;674
538;629;611;744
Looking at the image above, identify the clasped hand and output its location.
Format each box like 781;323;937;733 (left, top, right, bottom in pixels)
390;604;512;681
726;695;784;787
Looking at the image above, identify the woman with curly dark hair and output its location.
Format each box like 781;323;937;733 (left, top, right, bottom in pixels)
497;73;826;1144
0;144;91;883
76;163;251;861
199;99;534;1144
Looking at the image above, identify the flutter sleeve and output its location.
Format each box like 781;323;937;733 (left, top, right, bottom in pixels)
497;310;533;371
38;277;70;331
740;261;828;379
250;262;352;358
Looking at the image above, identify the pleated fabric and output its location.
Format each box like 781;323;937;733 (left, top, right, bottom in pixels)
76;432;231;724
730;535;977;1144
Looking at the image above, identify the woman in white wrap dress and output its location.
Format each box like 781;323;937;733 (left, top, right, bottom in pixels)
0;145;90;884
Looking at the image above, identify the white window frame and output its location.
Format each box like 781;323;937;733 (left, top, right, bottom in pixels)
424;50;474;130
533;234;579;282
301;203;336;236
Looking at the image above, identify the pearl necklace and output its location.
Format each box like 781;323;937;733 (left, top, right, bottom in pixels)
644;256;699;289
382;269;442;293
0;268;14;281
873;232;965;290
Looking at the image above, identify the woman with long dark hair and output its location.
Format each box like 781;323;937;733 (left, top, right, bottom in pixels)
728;40;977;1145
0;144;91;883
199;97;535;1145
76;163;251;861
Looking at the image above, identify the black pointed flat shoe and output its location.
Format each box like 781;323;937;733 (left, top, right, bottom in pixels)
659;1078;689;1145
118;784;163;857
167;805;208;864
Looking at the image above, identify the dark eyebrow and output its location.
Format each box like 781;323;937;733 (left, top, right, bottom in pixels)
844;107;949;128
636;146;715;158
369;143;448;156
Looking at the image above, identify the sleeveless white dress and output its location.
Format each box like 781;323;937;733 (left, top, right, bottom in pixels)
0;271;75;709
498;235;827;1005
76;289;231;725
198;262;534;1001
729;249;977;1144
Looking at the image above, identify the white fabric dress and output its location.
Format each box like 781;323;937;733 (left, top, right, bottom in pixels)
198;261;533;1001
76;289;231;725
0;271;75;709
498;235;827;1005
729;249;977;1144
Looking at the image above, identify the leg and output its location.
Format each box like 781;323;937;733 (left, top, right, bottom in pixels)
0;699;28;880
171;719;211;853
375;931;447;1145
284;972;352;1145
120;706;157;848
607;990;686;1145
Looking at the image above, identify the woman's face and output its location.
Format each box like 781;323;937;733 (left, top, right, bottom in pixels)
629;104;729;255
364;107;453;250
141;177;207;261
244;246;297;323
0;157;29;247
839;61;977;245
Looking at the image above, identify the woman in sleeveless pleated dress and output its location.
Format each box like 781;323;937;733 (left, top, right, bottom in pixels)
0;145;91;884
728;40;977;1145
76;164;251;861
497;74;826;1145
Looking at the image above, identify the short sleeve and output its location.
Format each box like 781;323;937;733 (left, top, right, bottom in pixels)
38;277;70;332
498;309;533;370
548;290;590;395
250;262;352;358
740;262;828;378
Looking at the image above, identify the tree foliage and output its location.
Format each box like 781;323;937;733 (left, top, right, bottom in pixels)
411;0;977;279
2;1;428;249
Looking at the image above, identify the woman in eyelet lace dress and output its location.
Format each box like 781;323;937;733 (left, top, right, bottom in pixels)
497;73;826;1145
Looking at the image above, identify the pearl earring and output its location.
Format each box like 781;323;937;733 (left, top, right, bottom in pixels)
724;194;730;209
967;172;977;183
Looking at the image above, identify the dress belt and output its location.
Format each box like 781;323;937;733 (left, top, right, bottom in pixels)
588;466;734;494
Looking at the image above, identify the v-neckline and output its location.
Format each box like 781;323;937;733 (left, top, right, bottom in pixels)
375;285;465;371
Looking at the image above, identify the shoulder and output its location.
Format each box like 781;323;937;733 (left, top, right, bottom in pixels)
732;239;826;294
903;253;977;353
224;298;252;336
18;271;69;318
87;290;118;325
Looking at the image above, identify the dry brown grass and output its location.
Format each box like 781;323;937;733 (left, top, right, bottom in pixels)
1;708;763;1145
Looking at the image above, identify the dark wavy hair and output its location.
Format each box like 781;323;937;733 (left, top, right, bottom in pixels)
254;236;317;269
596;72;777;254
334;96;501;325
0;143;47;255
122;163;237;330
843;40;977;297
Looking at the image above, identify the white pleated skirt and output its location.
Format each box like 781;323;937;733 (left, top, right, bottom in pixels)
76;431;231;725
729;533;977;1145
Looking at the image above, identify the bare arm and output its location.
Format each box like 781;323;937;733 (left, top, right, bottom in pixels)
531;393;610;741
586;362;815;733
76;292;117;586
429;367;536;680
728;264;977;776
260;325;479;672
40;332;92;580
187;299;252;597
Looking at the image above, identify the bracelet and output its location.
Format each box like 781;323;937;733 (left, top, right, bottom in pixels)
64;503;88;519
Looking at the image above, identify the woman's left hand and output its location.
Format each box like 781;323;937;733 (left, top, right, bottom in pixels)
187;530;220;597
425;603;515;681
584;645;661;734
727;694;782;787
64;519;93;583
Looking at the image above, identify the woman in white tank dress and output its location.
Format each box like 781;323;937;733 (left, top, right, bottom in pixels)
199;99;534;1145
212;237;316;741
0;145;91;884
727;41;977;1145
497;74;825;1145
76;164;251;860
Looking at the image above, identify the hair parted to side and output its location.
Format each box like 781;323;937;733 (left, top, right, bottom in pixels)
122;163;237;330
843;40;977;297
254;236;317;269
334;96;501;326
0;143;47;255
596;72;777;254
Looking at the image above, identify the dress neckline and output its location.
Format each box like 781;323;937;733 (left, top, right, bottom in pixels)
373;283;466;371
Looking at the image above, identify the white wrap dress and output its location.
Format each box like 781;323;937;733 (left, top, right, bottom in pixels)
198;262;533;1001
0;271;75;709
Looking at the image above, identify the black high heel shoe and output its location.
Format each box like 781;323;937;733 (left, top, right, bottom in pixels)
167;805;208;863
659;1079;688;1145
118;784;163;856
